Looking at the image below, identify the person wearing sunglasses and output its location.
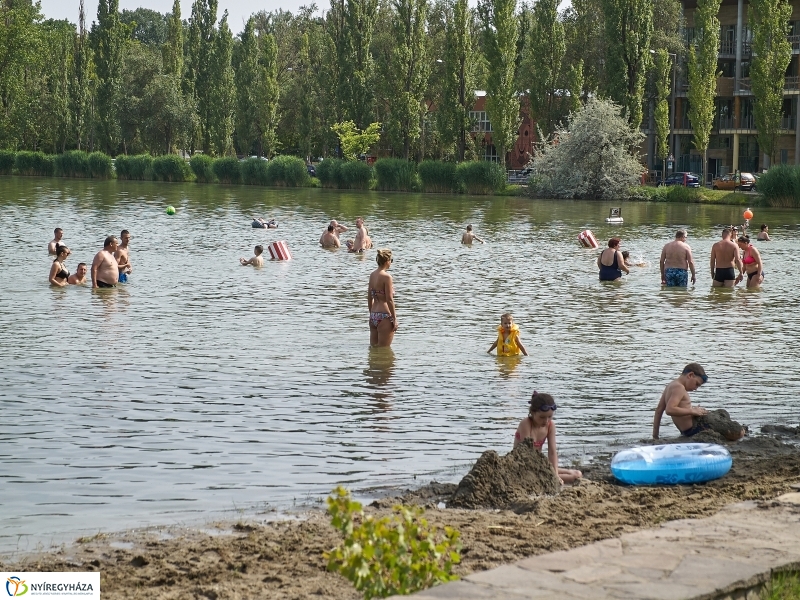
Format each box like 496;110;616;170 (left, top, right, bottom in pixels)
514;391;582;484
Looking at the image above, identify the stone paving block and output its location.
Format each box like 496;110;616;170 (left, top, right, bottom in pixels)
603;580;714;600
666;554;768;588
515;537;622;573
402;580;529;599
606;549;683;572
561;563;624;584
466;564;611;599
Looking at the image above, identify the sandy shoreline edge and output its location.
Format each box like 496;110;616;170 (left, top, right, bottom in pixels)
2;431;799;600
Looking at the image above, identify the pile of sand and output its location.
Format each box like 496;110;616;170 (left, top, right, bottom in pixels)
696;409;745;440
448;442;560;509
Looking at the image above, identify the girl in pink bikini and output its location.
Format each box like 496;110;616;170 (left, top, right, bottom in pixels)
514;391;583;484
368;249;398;347
737;235;764;288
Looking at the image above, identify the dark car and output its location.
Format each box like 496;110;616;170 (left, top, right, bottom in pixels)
306;164;316;177
661;172;701;188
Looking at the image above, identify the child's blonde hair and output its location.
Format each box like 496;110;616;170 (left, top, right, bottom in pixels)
376;248;392;266
501;312;513;321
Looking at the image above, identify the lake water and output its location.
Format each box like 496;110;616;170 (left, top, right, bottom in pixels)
1;177;798;554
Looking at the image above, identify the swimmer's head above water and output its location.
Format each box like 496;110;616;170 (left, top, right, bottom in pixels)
500;312;515;332
254;245;263;256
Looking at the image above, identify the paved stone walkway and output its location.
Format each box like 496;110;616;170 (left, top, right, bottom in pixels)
396;493;800;600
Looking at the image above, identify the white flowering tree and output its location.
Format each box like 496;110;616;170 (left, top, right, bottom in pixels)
530;98;645;200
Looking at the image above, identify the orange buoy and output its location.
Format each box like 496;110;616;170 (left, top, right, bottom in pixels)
743;208;753;220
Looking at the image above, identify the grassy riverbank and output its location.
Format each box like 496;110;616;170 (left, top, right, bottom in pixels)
633;185;763;206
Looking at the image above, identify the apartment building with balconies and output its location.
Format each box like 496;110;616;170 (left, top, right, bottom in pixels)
645;0;800;179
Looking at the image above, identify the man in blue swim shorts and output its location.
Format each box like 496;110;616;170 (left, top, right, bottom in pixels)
659;229;696;287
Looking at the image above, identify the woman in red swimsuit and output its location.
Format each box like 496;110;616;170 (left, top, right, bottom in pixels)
737;235;764;288
514;391;582;484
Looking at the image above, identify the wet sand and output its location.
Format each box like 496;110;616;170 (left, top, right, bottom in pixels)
2;433;799;600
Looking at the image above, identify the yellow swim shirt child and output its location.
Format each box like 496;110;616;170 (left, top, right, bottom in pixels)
487;313;529;356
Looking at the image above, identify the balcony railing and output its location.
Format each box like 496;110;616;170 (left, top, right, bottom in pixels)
719;39;736;55
713;115;755;129
790;34;800;51
738;76;800;92
781;115;797;130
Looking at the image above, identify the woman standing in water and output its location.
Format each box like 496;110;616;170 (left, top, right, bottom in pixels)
368;249;398;347
597;238;629;281
737;235;764;288
48;244;71;287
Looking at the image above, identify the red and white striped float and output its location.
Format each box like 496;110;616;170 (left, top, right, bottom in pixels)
578;230;598;248
268;241;292;260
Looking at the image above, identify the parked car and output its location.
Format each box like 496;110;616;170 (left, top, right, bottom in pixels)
661;172;701;188
712;172;755;191
306;163;316;177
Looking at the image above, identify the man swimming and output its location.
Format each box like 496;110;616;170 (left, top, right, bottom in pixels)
68;263;88;284
346;217;372;253
240;245;264;267
709;227;743;288
659;230;696;287
320;225;341;249
48;228;64;255
91;236;119;288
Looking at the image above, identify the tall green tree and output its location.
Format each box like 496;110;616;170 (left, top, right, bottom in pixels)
386;0;428;159
686;0;721;186
233;17;260;155
39;20;75;152
0;0;43;149
94;0;128;154
653;48;671;176
340;0;378;128
162;0;183;77
436;0;477;161
563;0;605;98
522;0;582;136
750;0;792;166
601;0;652;127
71;0;91;150
257;32;280;157
208;11;234;155
187;0;218;154
120;8;168;46
480;0;519;166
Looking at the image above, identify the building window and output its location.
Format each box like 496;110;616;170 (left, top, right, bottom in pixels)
483;144;499;162
469;111;492;132
781;149;789;165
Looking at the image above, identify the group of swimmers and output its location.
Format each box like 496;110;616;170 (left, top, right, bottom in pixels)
48;228;132;289
318;217;373;252
596;224;768;288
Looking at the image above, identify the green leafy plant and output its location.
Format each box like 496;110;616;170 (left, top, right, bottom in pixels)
419;160;458;193
190;154;216;183
0;150;15;175
456;160;505;195
88;152;114;179
14;152;54;177
339;160;373;190
317;158;344;188
212;156;242;185
240;157;270;185
54;150;90;177
374;158;417;192
115;154;153;180
764;571;800;600
331;121;382;161
151;154;191;182
266;155;309;187
325;486;461;599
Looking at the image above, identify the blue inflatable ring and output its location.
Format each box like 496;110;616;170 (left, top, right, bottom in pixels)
611;443;732;485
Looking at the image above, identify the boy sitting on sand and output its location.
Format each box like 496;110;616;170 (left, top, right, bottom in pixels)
240;245;264;267
514;391;582;484
487;313;528;356
652;363;745;441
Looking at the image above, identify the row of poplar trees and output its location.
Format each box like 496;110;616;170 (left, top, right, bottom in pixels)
0;0;793;168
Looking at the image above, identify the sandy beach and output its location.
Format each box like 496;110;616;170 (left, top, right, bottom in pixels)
3;430;798;600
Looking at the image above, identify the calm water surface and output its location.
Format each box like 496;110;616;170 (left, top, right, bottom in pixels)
1;178;798;553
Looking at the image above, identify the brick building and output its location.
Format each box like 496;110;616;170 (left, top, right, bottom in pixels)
469;91;535;169
645;0;800;178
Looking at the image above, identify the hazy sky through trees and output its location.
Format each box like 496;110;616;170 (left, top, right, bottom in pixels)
40;0;500;35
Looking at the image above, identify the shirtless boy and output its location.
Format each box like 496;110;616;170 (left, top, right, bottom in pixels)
240;245;264;266
461;224;485;244
48;228;64;255
115;229;132;283
709;227;743;287
653;363;744;440
91;236;120;288
660;230;696;286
